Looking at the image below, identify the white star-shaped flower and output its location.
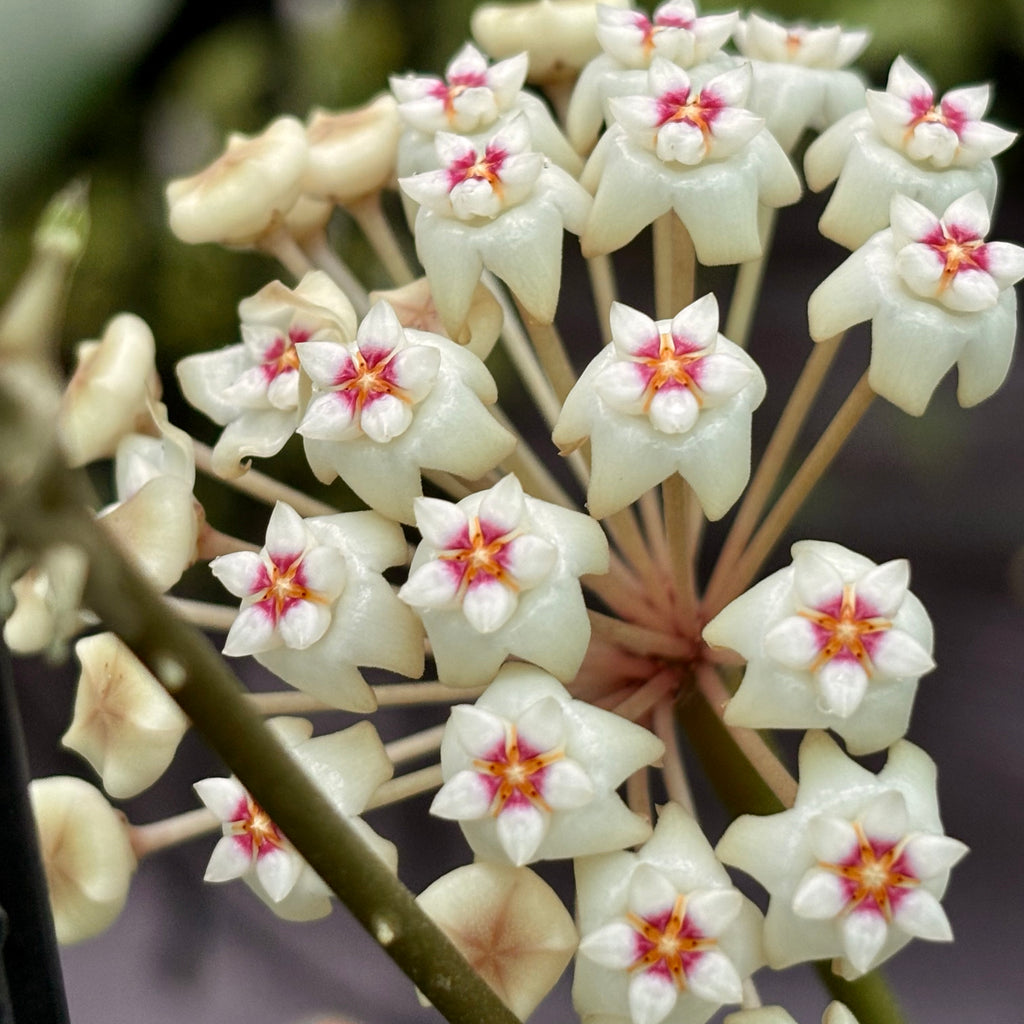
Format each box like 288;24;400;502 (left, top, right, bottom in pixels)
212;501;423;711
177;270;357;478
808;192;1024;415
399;473;608;686
195;718;396;921
566;1;739;153
805;55;1016;249
717;731;968;980
554;295;765;520
574;803;764;1024
431;664;663;865
703;540;935;754
298;299;514;523
581;60;800;264
400;114;591;334
732;13;869;153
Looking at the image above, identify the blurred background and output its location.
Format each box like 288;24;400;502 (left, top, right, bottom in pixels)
5;1;1024;1022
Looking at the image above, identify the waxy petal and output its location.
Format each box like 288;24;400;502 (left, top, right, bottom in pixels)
515;697;566;754
204;835;253;883
815;658;870;717
686;948;744;1004
870;630;935;679
222;604;279;657
858;790;910;845
792;548;845;609
628;969;678;1024
398;559;463;609
463;576;519;633
792;867;850;920
901;833;969;878
256;844;304;902
209;551;268;599
450;703;508;758
648;385;700;434
763;616;821;669
496;800;548;865
502;534;557;588
277;599;332;650
360;393;415;443
579;921;642;970
892;888;953;942
430;769;495;820
540;759;595;810
628;863;679;920
840;909;889;973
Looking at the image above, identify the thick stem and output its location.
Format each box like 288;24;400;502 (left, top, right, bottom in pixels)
714;371;875;611
704;334;843;611
0;467;519;1024
662;474;699;627
653;213;695;320
348;193;415;285
815;963;907;1024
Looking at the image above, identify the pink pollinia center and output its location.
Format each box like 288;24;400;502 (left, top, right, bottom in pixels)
472;725;564;815
627;895;716;990
261;327;309;383
823;824;919;921
656;86;725;141
634;330;710;410
439;515;520;595
922;222;990;285
332;343;409;417
430;69;488;121
906;92;967;138
229;793;286;860
252;551;323;624
446;142;508;197
635;11;695;56
799;585;891;675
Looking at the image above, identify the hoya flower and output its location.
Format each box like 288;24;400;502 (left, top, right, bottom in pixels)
195;718;396;921
62;632;189;799
416;863;578;1019
581;60;801;264
30;776;137;944
566;1;739;153
808;192;1024;415
177;270;357;477
400;115;591;333
303;94;402;207
166;115;308;248
298;300;515;523
717;731;968;980
554;294;765;520
431;663;663;864
399;474;608;687
369;276;503;357
703;540;934;754
96;408;199;592
211;501;423;711
805;56;1016;249
574;803;764;1024
732;13;869;153
57;312;160;467
471;0;629;85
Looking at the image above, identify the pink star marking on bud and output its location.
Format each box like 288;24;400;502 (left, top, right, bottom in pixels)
905;90;967;141
631;328;714;412
921;221;990;287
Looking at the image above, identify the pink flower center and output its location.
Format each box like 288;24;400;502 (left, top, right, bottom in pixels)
906;92;967;139
473;725;564;814
430;69;488;121
656;85;725;140
230;794;286;860
439;516;518;593
922;223;990;285
634;11;694;56
261;327;310;383
800;584;891;675
446;143;508;196
333;344;409;415
824;824;919;921
633;330;709;410
627;894;715;988
252;551;322;623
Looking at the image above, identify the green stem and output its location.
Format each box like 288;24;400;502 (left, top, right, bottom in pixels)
0;451;519;1024
815;963;907;1024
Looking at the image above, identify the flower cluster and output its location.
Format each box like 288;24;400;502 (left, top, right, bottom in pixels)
10;4;1018;1024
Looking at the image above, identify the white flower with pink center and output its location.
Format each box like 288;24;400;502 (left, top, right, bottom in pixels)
596;2;738;71
399;474;608;687
554;295;765;520
212;501;423;711
177;271;357;477
299;300;514;524
704;541;934;754
805;56;1016;249
400;113;591;333
195;718;396;921
574;803;763;1024
717;731;968;980
732;13;870;153
581;61;800;265
391;42;527;136
431;664;663;865
808;192;1024;416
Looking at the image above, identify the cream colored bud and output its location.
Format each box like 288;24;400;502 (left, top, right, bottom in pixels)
303;95;402;206
166;116;308;247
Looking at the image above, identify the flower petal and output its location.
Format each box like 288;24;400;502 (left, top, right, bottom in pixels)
495;801;548;865
255;844;303;902
277;599;332;650
430;769;495;820
222;604;279;657
628;968;678;1024
792;866;849;920
892;888;953;942
870;630;935;679
685;947;743;1004
648;385;699;434
763;616;821;670
815;657;870;718
840;908;889;973
579;920;641;970
463;576;518;633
